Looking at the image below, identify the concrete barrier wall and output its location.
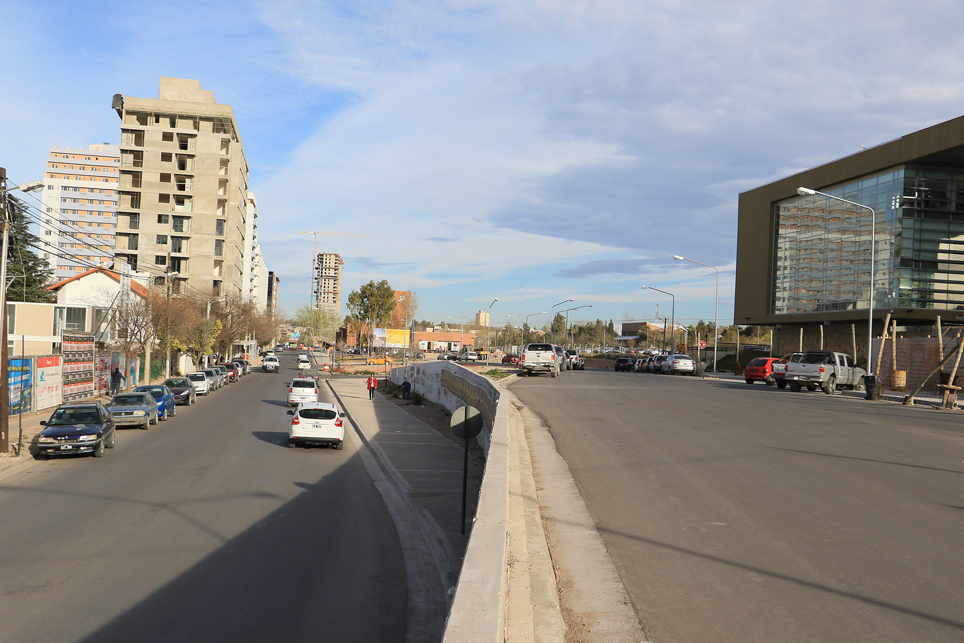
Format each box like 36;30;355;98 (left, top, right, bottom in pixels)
390;362;510;642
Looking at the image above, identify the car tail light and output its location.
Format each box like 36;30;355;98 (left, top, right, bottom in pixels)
291;416;300;425
819;366;825;374
289;388;293;393
313;389;318;394
335;417;343;428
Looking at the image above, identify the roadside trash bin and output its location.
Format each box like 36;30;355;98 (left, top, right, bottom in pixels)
865;375;881;401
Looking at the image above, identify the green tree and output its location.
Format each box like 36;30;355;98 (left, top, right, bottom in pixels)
550;313;566;342
5;196;54;302
346;280;395;350
295;305;340;345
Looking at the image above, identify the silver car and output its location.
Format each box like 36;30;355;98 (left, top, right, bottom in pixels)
661;354;696;375
107;392;159;430
203;368;222;390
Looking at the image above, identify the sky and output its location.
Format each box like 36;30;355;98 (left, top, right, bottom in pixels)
4;0;964;333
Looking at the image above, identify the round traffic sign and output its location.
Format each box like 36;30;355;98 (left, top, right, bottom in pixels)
451;405;483;440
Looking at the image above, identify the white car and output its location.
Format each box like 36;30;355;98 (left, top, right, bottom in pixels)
297;357;311;370
185;371;210;395
287;377;318;407
287;401;345;449
661;354;696;375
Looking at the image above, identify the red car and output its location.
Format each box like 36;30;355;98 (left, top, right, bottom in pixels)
744;357;786;385
218;363;240;382
502;354;520;364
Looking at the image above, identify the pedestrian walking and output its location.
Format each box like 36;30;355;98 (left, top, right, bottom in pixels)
367;374;378;400
110;367;126;396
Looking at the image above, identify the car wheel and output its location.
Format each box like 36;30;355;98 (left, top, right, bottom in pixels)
335;441;344;450
93;440;106;458
287;442;296;449
854;376;866;392
143;419;150;430
745;379;754;384
823;376;836;395
789;382;801;392
160;407;167;421
150;413;157;425
106;431;116;448
777;380;787;389
765;376;775;386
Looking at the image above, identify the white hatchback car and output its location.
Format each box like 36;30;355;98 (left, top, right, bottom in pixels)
287;377;319;407
297;357;311;370
186;371;210;395
287;402;345;449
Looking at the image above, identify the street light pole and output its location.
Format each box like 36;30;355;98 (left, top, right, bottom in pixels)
642;286;674;352
674;255;720;373
798;187;877;375
559;304;592;348
484;298;498;366
525;311;547;346
550;298;574;343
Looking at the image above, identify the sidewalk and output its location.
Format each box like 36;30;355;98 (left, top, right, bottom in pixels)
327;376;480;592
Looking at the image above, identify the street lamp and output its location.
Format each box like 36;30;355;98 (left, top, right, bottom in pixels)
398;296;412;367
484;298;498;366
798;187;877;375
550;298;575;343
525;311;547;346
0;172;44;455
559;304;592;347
674;255;720;373
642;286;674;352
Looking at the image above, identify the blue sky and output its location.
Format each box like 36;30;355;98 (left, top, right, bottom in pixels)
4;0;964;332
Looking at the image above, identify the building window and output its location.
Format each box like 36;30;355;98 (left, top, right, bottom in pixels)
156;235;168;245
155;256;167;266
171;237;186;253
129;214;139;230
215;219;225;236
157;214;169;224
214;239;223;257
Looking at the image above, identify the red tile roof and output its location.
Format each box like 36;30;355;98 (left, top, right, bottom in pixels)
47;267;150;298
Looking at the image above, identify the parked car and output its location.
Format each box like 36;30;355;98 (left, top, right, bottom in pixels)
565;349;585;370
134;385;177;420
37;402;116;459
785;350;867;394
186;371;211;395
661;354;696;375
108;392;158;430
163;377;197;405
650;354;670;373
287;401;346;449
771;352;804;389
502;354;520;364
232;360;248;376
415;352;426;360
459;351;479;362
744;357;785;386
365;356;395;366
218;363;239;382
203;368;223;390
213;365;230;385
437;353;457;361
634;358;647;372
552;345;570;371
614;357;634;372
263;356;280;373
287;377;319;407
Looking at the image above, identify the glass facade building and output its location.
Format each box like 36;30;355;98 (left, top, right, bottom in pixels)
772;165;964;315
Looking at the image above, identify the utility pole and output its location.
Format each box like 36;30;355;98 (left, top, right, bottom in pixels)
0;167;9;455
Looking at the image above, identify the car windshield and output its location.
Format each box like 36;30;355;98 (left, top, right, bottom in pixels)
292;380;315;388
187;373;205;382
165;379;189;388
47;407;100;425
300;409;337;420
111;395;147;406
141;388;165;399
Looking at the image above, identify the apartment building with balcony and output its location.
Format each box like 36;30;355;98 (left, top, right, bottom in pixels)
315;252;343;314
39;144;119;280
112;77;249;296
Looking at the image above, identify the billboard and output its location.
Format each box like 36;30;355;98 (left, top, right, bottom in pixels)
385;329;410;348
37;356;63;410
8;359;32;416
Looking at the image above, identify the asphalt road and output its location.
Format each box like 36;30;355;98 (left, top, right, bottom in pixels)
511;368;964;643
0;354;407;643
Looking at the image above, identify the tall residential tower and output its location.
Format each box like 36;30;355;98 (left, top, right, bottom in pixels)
314;252;343;315
39;144;119;279
113;77;249;296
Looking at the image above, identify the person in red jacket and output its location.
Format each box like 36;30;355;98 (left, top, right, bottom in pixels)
367;374;378;400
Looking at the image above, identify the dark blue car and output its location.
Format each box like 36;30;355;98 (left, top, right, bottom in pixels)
134;385;177;421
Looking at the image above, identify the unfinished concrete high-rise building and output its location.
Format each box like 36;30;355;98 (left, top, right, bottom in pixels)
112;77;249;297
314;253;343;315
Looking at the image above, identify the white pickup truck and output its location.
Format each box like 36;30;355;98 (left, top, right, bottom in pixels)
522;343;561;377
785;350;867;394
771;352;804;389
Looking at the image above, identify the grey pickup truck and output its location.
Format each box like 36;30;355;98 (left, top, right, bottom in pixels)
785;350;867;394
522;343;562;377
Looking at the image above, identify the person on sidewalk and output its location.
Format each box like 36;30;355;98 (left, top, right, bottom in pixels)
367;374;378;400
110;367;126;396
401;380;411;400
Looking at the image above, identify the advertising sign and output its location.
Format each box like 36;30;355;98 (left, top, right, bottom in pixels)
372;328;387;348
62;334;95;402
8;359;32;416
385;329;410;348
37;356;63;410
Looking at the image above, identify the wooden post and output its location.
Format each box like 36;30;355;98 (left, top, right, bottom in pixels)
799;327;803;353
904;330;963;405
937;316;943;356
819;324;824;350
943;334;964;408
851;324;857;363
875;312;892;380
891;319;897;372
